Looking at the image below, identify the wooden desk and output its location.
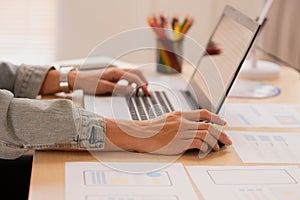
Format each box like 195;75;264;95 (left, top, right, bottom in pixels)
29;66;300;200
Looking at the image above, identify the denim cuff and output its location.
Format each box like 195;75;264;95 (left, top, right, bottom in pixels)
74;106;106;149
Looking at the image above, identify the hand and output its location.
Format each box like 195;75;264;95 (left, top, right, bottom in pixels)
105;109;232;155
69;67;150;96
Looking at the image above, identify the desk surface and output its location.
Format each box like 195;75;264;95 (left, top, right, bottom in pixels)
29;66;300;200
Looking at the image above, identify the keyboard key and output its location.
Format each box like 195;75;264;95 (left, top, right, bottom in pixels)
142;96;151;115
162;91;175;111
128;98;139;120
127;91;175;120
155;91;170;113
134;97;148;120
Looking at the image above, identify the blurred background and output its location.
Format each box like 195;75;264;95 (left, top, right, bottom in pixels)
0;0;298;71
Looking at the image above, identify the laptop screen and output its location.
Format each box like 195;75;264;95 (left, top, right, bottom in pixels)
188;5;260;113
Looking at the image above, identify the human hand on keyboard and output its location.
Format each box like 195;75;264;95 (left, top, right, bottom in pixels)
70;67;150;96
105;109;232;156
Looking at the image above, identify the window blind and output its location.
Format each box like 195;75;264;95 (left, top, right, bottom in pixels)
0;0;57;65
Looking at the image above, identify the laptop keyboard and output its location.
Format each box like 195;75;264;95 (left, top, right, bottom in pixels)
127;91;175;120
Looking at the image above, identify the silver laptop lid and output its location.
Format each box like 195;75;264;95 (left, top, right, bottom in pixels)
187;5;260;113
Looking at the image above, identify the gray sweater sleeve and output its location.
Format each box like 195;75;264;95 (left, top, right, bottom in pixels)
0;61;51;98
0;62;18;92
0;62;106;159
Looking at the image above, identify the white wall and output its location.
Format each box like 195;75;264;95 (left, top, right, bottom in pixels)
55;0;263;63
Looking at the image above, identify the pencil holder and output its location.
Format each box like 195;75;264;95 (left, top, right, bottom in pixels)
156;38;183;74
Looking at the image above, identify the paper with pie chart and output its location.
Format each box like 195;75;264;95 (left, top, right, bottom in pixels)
228;80;281;99
65;162;198;200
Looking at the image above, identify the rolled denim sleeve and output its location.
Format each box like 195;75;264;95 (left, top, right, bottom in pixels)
0;61;52;98
0;89;106;160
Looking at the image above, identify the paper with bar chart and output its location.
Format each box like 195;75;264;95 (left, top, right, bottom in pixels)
222;103;300;128
186;165;300;200
65;162;198;200
228;131;300;163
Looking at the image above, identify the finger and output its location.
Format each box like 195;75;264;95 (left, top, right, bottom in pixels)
126;69;149;85
182;109;226;125
96;80;116;94
189;139;209;152
121;72;145;87
122;69;150;96
95;80;133;95
101;67;124;82
197;123;232;146
139;85;151;97
206;123;232;146
114;85;135;95
183;120;216;131
185;121;232;146
122;72;151;97
180;129;219;151
193;130;219;151
217;131;232;146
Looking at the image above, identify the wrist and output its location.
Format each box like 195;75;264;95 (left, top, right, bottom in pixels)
40;69;60;95
105;118;142;151
68;70;77;91
59;66;76;93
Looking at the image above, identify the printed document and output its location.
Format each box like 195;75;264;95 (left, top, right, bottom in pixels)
186;165;300;200
228;131;300;163
222;103;300;128
65;162;198;200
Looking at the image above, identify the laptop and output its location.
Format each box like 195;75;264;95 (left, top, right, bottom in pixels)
83;5;260;121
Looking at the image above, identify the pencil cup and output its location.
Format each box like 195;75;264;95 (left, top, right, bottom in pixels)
156;38;183;74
